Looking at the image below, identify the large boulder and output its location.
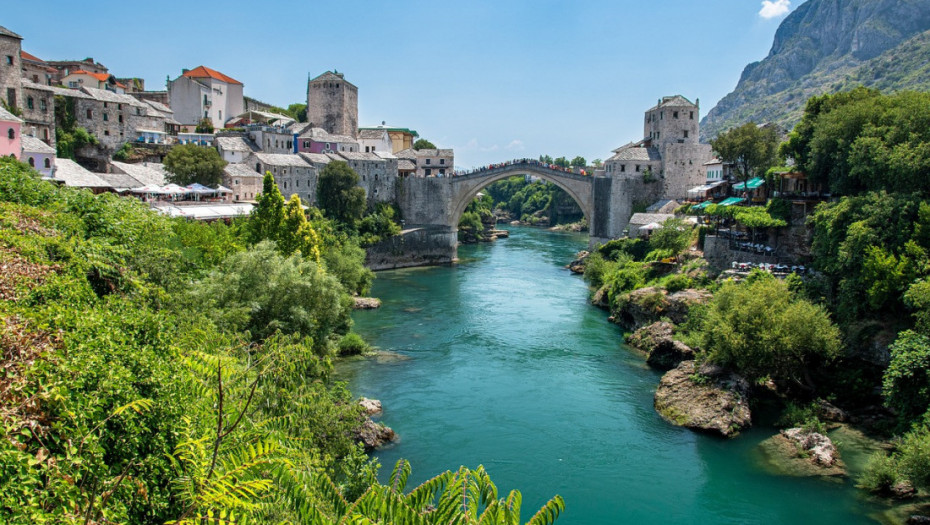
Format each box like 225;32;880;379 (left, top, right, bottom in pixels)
359;397;383;416
566;251;589;274
353;297;382;310
782;428;840;467
355;418;396;451
654;360;751;438
626;321;694;370
614;287;712;330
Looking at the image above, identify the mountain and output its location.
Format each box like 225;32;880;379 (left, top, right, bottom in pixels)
701;0;930;141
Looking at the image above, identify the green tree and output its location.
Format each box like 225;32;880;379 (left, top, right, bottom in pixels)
539;154;554;164
553;156;570;168
571;156;587;168
286;102;307;122
413;138;436;150
163;143;227;186
709;122;778;184
648;217;692;259
317;161;366;228
700;276;842;389
883;330;930;424
279;194;322;261
248;172;285;245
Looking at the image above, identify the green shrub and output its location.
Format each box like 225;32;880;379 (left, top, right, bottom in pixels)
338;332;371;356
664;274;693;293
858;453;900;493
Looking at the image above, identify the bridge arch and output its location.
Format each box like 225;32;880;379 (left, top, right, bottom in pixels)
448;164;595;234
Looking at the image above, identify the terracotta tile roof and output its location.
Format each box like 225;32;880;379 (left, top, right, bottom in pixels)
182;66;242;85
72;70;111;82
21;50;45;63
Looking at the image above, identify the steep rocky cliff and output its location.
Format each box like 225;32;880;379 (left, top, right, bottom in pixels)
702;0;930;140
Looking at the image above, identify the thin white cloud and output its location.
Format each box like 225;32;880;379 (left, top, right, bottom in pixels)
460;138;501;152
505;139;525;151
759;0;790;19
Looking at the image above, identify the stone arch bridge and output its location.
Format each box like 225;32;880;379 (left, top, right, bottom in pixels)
368;160;654;269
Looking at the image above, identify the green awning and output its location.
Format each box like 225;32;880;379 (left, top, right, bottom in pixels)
718;197;746;207
692;200;713;210
733;177;764;191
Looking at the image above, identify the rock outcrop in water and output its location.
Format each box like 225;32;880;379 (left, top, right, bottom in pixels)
613;287;712;330
654;360;752;438
626;321;695;370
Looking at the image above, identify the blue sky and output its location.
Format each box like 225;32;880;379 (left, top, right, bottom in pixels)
5;0;796;168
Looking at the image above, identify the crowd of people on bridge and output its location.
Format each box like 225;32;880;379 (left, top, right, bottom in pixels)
452;158;590;177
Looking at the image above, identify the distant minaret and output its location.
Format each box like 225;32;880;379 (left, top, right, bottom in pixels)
306;70;358;138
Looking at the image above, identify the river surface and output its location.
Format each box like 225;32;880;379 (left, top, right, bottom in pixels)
339;226;886;524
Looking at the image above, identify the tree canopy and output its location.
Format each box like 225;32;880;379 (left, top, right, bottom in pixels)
163;143;227;186
317;161;366;228
709;122;779;183
413;138;436;150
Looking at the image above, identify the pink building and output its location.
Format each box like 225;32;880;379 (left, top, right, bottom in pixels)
0;105;23;159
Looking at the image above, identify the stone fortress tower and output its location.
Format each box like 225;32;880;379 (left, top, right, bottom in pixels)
306;71;358;139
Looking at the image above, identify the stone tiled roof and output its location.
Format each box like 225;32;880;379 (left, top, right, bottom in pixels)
21;80;92;99
608;143;661;162
252;153;310;167
628;213;674;227
414;148;453;157
646;199;678;213
0;26;23;39
110;161;167;186
398;159;416;171
224;163;262;179
299;127;357;144
96;171;143;190
394;148;416;159
339;151;382;161
372;151;397;160
649;95;696;110
0;106;23;123
54;159;111;188
21;135;55;154
298;152;332;165
142;99;173;114
80;87;146;107
309;71;357;89
358;129;387;140
287;122;313;135
216;136;259;153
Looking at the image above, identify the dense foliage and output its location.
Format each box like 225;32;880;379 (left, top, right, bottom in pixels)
709;122;778;183
163;143;228;187
317;161;366;228
413;138;436;150
0;158;560;523
54;95;98;159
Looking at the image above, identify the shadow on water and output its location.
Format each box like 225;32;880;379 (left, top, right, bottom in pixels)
341;226;888;524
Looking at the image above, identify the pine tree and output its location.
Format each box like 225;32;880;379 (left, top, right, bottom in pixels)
248;172;285;245
280;194;322;262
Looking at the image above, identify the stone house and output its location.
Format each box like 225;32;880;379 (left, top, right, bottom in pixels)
0;104;22;159
223;162;263;202
358;128;392;154
247;124;296;155
395;148;454;177
605;95;713;201
703;158;733;181
21;135;55;176
247;152;317;205
297;126;359;154
0;26;23;112
306;71;357;139
627;213;675;237
74;87;163;150
337;151;397;205
359;125;418;153
140;99;181;136
168;66;244;128
20;80;55;146
61;70;127;93
46;58;108;85
216;135;259;164
21;50;55;86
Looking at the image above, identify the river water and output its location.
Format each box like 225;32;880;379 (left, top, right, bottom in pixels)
340;226;885;524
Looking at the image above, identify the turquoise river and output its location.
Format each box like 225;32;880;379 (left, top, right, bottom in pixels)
339;225;889;524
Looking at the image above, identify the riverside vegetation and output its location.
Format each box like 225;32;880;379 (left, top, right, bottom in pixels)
0;158;564;523
582;89;930;511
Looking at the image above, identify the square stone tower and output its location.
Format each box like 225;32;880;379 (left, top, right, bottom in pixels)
643;95;700;146
306;71;358;139
0;26;23;112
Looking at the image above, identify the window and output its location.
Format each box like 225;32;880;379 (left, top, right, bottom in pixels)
673;111;679;119
690;111;694;120
44;158;50;168
43;129;49;140
255;163;261;173
28;157;34;167
620;164;626;172
103;102;108;108
660;112;663;120
425;168;432;176
7;128;14;140
425;158;431;165
136;108;141;115
635;165;640;172
7;88;15;107
204;110;208;118
234;179;240;185
26;97;33;110
39;99;47;111
104;130;109;136
296;180;299;187
103;113;108;121
218;110;222;121
118;115;123;123
68;81;78;88
5;55;12;65
440;159;445;165
32;75;38;83
203;94;208;105
683;130;689;138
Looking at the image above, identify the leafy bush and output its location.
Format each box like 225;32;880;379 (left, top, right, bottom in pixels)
883;330;930;424
858;453;900;493
663;273;693;293
338;332;371;356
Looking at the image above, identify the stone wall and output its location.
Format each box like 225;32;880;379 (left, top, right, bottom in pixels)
21;85;54;145
341;152;397;206
703;235;780;270
659;142;713;200
306;74;358;139
395;175;455;227
365;226;457;270
0;33;22;111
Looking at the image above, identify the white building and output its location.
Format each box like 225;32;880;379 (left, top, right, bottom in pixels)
168;66;244;129
358;128;392;154
21;135;55;177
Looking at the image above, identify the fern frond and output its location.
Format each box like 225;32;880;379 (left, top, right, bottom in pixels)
526;495;565;525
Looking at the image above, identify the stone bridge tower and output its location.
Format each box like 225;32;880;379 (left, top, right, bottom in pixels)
306;71;358;138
